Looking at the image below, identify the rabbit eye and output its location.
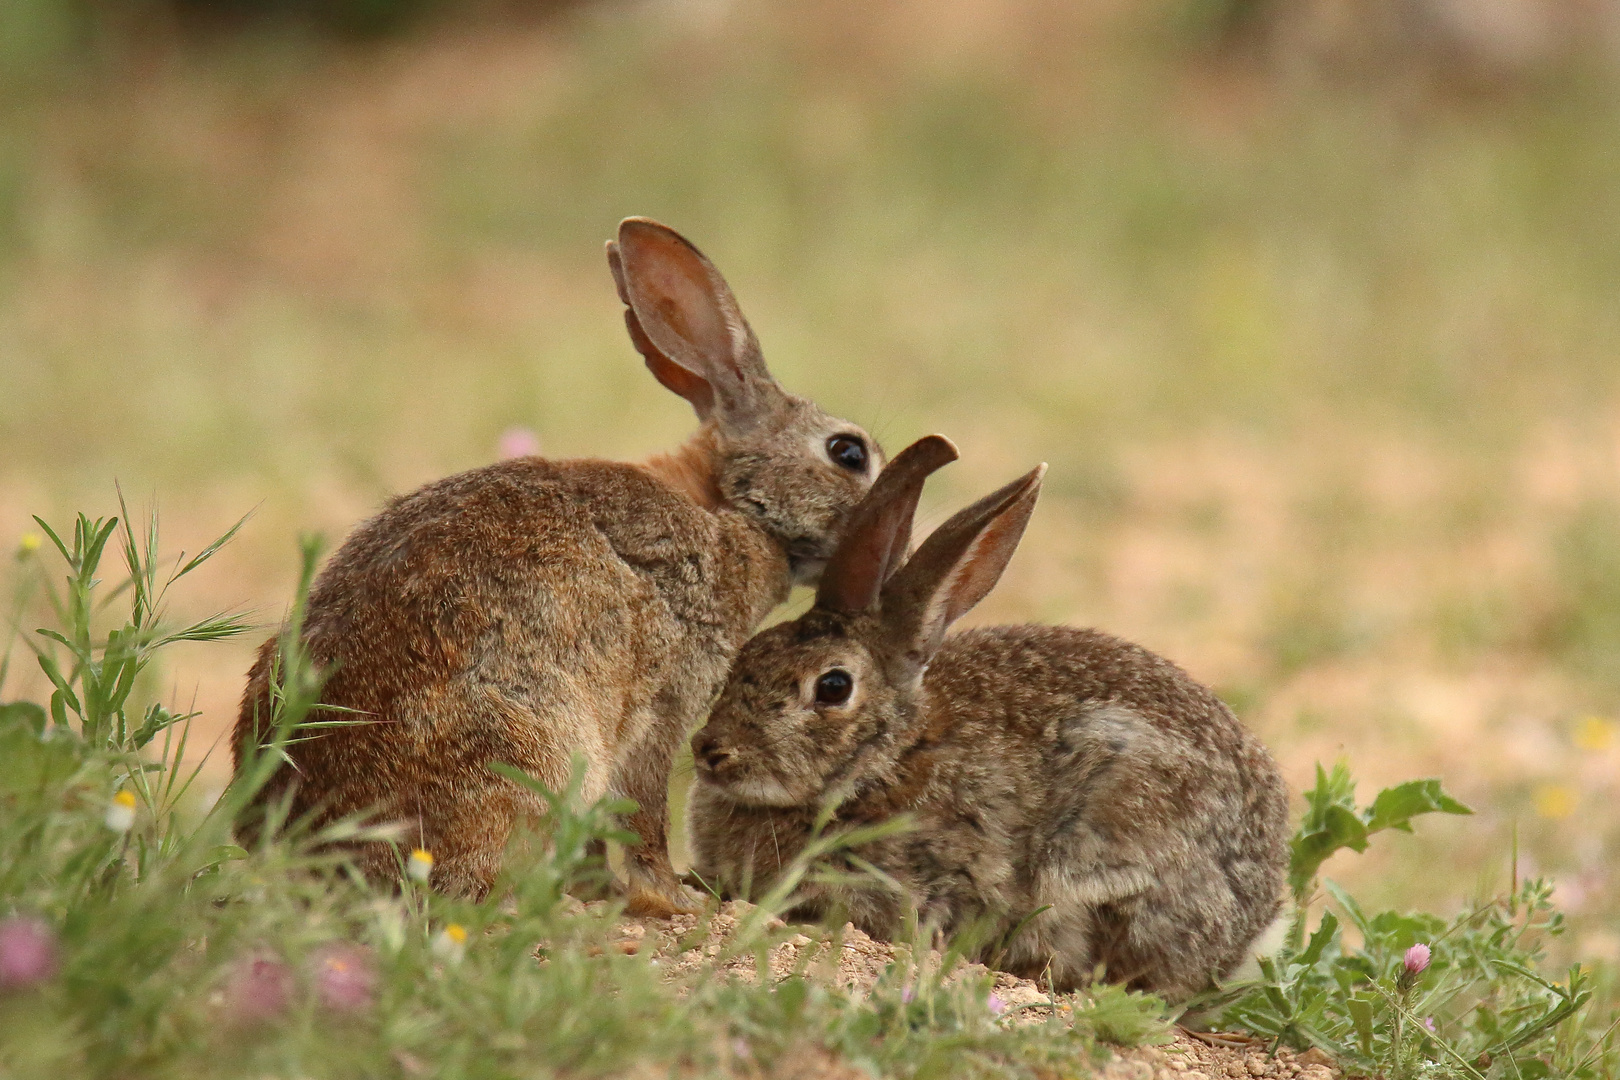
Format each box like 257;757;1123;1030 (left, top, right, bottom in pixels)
813;669;854;706
826;435;868;472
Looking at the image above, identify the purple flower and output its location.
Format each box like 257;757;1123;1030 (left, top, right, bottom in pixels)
987;993;1006;1015
0;916;58;989
1422;1017;1436;1033
1404;943;1432;976
310;943;377;1014
222;954;293;1024
497;427;542;460
901;986;915;1004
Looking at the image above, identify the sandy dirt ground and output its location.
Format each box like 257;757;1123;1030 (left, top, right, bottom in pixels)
590;899;1342;1080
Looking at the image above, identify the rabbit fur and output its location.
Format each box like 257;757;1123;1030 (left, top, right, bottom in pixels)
234;218;882;914
686;437;1290;998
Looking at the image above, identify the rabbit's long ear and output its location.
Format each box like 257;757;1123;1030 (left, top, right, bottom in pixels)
816;435;959;615
881;464;1046;674
608;218;774;427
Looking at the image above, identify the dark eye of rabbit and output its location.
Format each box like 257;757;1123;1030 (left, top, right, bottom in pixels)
825;434;868;472
813;669;854;706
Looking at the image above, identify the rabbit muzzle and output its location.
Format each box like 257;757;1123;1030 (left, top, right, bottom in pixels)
691;733;736;777
688;728;806;806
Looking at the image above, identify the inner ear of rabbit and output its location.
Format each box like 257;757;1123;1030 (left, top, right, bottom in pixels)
866;463;1045;683
612;217;774;429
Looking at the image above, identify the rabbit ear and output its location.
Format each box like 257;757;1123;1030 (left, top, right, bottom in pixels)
816;435;960;615
881;463;1046;673
608;218;774;427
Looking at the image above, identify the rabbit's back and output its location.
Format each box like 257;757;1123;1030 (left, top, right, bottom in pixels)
298;458;782;710
922;625;1289;995
238;457;787;891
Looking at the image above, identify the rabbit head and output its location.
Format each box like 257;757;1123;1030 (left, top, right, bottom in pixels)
691;435;1046;807
610;218;881;583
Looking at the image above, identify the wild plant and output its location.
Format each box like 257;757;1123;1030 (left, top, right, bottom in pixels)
1209;762;1612;1079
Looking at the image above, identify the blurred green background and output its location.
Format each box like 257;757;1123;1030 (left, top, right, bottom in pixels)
3;0;1619;970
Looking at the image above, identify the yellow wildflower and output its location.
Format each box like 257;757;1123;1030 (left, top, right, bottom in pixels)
1572;716;1617;753
1533;783;1578;820
432;922;468;964
406;848;434;883
105;790;137;832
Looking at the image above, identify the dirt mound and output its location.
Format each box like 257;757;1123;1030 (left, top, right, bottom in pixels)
597;900;1342;1080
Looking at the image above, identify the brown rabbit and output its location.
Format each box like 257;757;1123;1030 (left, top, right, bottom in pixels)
234;218;884;914
686;437;1290;997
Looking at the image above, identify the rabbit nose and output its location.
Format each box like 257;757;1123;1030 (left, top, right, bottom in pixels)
692;735;732;773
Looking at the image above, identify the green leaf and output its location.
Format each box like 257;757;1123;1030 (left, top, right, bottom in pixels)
1289;803;1369;900
191;844;249;878
1346;995;1375;1058
174;509;253;581
1300;761;1358;827
105;652;143;717
34;650;81;715
1363;779;1473;832
1287;765;1471;904
30;515;72;566
1069;982;1170;1046
1323;880;1370;936
34;627;77;654
1296;910;1338;968
82;516;119;580
486;760;637;818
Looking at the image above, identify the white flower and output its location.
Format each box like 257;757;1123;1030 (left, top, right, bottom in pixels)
406;848;434;884
105;790;136;832
432;923;467;965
